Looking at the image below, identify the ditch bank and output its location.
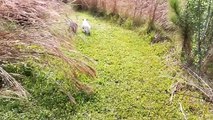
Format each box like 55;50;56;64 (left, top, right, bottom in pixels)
74;0;170;28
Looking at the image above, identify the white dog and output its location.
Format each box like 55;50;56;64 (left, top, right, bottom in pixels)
82;19;91;36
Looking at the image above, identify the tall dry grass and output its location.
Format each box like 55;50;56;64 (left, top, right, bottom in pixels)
0;0;96;103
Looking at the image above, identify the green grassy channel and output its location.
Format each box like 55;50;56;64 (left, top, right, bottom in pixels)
0;12;212;120
72;12;213;119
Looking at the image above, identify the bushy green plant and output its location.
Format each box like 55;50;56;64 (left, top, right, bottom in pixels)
170;0;213;71
170;0;194;64
121;18;134;29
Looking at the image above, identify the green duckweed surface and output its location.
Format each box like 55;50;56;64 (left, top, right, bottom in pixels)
0;12;212;120
72;12;213;119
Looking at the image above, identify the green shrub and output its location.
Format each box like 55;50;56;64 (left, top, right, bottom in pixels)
121;18;134;29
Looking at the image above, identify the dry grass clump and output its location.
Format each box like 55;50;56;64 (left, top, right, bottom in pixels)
0;0;96;103
0;66;30;99
0;0;66;26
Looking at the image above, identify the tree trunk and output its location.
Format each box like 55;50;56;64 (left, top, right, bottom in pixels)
182;25;193;66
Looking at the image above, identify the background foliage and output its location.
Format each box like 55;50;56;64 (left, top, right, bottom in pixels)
170;0;213;72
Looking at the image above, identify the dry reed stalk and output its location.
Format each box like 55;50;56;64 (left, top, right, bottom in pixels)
0;67;30;99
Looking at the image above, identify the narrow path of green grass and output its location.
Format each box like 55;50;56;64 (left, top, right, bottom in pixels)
73;12;213;119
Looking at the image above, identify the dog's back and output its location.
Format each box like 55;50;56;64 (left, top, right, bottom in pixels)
82;19;91;36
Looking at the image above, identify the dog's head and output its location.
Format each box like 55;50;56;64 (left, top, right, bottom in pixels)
83;19;88;22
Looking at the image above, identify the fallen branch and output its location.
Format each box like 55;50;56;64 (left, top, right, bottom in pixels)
179;102;187;120
183;65;211;90
182;65;213;102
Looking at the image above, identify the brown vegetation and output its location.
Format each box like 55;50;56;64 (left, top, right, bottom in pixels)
1;0;51;26
74;0;170;28
0;66;30;99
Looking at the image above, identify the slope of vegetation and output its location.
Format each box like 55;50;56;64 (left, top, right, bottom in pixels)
0;1;95;119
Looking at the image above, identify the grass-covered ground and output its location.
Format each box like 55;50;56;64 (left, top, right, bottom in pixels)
73;12;213;119
0;12;212;119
